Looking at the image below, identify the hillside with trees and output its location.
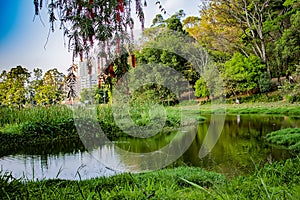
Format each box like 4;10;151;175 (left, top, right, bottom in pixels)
183;0;300;100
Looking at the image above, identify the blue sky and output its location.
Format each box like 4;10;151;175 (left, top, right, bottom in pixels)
0;1;200;74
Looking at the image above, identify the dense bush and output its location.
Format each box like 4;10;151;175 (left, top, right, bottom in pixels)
194;78;210;98
223;53;266;96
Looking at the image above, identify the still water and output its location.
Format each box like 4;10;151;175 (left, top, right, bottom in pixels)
0;114;299;180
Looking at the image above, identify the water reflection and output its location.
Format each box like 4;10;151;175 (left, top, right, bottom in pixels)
0;114;299;180
181;114;299;177
0;151;117;181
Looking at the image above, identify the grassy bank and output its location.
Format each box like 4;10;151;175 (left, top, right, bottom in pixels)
196;102;300;115
266;128;300;151
0;105;204;155
1;157;300;199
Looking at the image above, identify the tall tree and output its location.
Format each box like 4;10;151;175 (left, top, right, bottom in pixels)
0;70;8;106
28;68;43;105
183;2;243;61
34;68;65;105
274;3;300;77
137;11;199;85
1;66;31;108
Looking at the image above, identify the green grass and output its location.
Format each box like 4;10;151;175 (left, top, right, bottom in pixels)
0;105;73;127
1;157;300;199
266;128;300;150
0;105;78;155
197;102;300;115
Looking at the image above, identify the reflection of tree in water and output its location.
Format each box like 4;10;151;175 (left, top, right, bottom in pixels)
182;115;300;177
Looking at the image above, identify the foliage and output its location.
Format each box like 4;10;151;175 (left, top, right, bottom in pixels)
274;10;300;73
80;86;108;104
65;65;78;102
237;93;283;104
258;72;273;93
285;85;300;103
266;128;300;150
184;0;300;87
34;68;66;105
0;66;31;108
223;53;266;96
0;67;70;107
279;65;300;103
32;1;164;89
183;1;242;59
137;12;200;86
34;0;147;59
194;78;209;98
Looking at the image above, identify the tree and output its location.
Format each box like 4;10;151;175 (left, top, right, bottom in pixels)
28;68;43;105
33;68;43;81
34;0;149;60
80;86;108;104
66;64;78;103
0;70;8;106
136;11;200;85
185;0;300;82
258;72;272;94
34;85;60;105
216;0;272;75
223;53;266;96
194;78;210;99
183;2;243;61
1;66;31;108
34;68;65;105
275;10;300;75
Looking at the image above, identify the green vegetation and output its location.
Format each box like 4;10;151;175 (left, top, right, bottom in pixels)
266;128;300;150
194;78;209;99
0;104;205;156
1;2;299;199
198;102;300;116
1;157;300;199
0;105;77;156
0;66;68;108
223;53;266;96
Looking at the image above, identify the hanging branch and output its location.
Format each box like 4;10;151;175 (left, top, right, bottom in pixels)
34;0;146;61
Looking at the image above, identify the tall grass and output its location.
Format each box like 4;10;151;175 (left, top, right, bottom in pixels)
0;104;202;155
0;106;77;156
0;105;73;127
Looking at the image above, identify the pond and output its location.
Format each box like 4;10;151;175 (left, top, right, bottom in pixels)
0;114;299;180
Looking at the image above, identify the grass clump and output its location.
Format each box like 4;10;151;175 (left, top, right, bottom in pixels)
1;167;226;200
265;128;300;150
